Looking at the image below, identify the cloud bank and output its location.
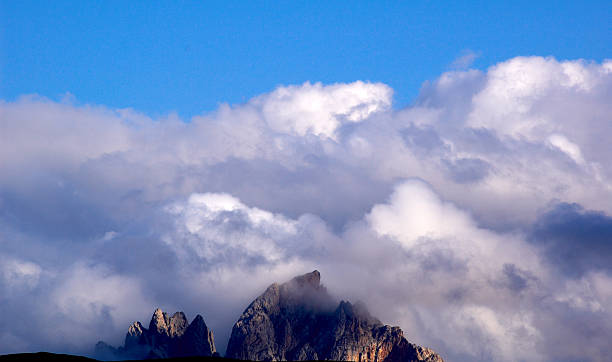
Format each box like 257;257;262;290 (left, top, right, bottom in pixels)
1;56;611;361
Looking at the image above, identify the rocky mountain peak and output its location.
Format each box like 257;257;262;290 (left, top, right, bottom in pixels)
335;300;381;326
278;270;335;312
149;308;169;336
127;321;144;337
95;308;216;360
95;271;443;362
125;321;148;349
291;269;321;288
167;311;188;338
175;314;216;358
226;271;444;362
191;314;205;325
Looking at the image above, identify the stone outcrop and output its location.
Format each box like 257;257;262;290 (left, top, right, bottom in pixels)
226;270;443;362
94;308;216;360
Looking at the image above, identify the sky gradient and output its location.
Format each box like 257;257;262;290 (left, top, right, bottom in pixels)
1;2;611;362
1;1;610;117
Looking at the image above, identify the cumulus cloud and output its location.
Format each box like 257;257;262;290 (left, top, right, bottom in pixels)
252;81;393;138
367;180;478;245
164;192;299;264
339;180;544;361
1;57;611;361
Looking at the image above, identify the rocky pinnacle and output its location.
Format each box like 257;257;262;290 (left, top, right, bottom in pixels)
226;270;444;362
95;308;216;360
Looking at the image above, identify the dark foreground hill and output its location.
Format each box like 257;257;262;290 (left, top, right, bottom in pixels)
0;352;97;362
0;352;329;362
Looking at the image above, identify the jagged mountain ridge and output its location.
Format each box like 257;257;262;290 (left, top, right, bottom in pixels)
95;308;216;360
226;270;443;362
93;271;443;361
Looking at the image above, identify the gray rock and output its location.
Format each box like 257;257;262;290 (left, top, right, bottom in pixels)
167;312;189;338
226;270;444;362
94;308;216;360
124;321;148;349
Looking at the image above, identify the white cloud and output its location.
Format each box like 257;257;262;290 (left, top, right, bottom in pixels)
547;134;585;165
1;56;612;361
1;257;42;291
0;96;133;170
349;181;546;360
154;182;612;361
51;263;151;328
164;192;299;264
467;57;609;140
367;180;476;245
252;81;392;138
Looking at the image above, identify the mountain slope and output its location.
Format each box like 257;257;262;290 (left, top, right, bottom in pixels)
226;271;443;362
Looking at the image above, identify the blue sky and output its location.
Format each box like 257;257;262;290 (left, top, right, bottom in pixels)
1;1;610;118
2;2;612;361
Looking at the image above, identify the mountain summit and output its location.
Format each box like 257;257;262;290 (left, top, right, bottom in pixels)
226;270;443;362
95;308;216;360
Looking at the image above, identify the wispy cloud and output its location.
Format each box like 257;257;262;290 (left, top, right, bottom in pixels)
450;49;480;70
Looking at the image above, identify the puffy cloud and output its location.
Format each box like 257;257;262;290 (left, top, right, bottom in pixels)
0;96;133;172
50;264;153;347
347;180;545;361
404;57;612;228
163;192;299;264
252;81;392;138
0;260;153;354
367;180;477;245
1;56;612;361
0;256;42;292
467;57;609;138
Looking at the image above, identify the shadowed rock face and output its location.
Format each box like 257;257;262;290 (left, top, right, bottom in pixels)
94;308;216;360
226;271;443;362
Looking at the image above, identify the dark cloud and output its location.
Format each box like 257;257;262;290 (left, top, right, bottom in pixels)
400;125;447;154
531;202;612;277
443;157;491;184
500;263;535;293
200;158;392;231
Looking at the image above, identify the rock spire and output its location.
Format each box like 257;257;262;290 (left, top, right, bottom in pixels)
94;308;216;360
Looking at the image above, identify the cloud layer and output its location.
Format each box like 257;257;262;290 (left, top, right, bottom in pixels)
1;57;611;361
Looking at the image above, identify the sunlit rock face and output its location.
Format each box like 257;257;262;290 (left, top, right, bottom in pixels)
94;308;216;360
226;271;443;362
